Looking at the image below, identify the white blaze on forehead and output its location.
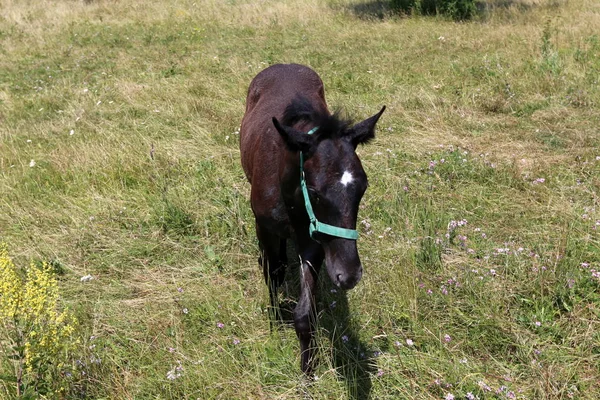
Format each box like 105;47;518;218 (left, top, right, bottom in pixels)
340;170;354;186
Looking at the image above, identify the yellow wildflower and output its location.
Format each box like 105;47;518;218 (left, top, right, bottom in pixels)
0;244;22;320
0;243;80;395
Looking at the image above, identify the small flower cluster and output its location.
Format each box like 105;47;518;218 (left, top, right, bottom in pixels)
478;380;492;392
167;361;183;380
360;219;373;235
445;219;468;246
434;377;523;400
496;385;516;399
580;262;600;283
378;227;392;239
213;318;242;350
447;219;468;233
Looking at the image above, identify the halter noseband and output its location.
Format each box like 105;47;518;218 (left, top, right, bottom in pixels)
299;127;359;241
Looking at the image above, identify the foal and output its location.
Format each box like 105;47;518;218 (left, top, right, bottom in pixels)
240;63;384;373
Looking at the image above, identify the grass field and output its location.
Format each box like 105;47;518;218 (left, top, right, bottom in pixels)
1;0;599;398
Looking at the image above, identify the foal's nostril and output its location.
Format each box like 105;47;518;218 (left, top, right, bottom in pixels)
335;271;361;290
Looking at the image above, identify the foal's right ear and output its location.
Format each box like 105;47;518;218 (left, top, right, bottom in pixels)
348;106;386;148
272;117;315;153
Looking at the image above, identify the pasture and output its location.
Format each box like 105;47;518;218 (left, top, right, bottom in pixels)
1;0;599;398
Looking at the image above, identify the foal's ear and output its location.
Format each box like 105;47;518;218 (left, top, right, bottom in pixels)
348;106;386;148
272;117;315;153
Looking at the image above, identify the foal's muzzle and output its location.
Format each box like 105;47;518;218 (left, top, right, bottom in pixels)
334;265;363;290
325;239;363;290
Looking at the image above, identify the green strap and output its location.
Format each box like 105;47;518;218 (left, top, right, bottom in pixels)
299;127;359;241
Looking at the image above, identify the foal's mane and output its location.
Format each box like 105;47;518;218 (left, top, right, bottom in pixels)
281;96;352;139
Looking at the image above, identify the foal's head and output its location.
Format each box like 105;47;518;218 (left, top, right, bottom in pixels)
273;97;385;289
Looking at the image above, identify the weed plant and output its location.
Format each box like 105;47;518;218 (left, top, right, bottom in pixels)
0;244;80;397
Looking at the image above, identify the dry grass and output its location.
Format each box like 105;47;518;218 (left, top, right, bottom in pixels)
1;0;599;398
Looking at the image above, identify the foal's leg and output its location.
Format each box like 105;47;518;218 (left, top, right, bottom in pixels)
294;247;324;374
256;224;287;320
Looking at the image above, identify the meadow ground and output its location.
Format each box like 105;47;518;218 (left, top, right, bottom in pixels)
1;0;599;398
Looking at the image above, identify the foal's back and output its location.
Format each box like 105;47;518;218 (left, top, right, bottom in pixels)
240;64;328;183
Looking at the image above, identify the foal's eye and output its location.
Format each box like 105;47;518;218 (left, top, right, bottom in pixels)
308;188;320;204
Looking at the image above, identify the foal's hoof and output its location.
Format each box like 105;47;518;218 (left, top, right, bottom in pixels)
300;356;317;377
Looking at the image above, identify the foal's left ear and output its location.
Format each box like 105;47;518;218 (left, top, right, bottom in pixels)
348;106;386;148
272;117;315;153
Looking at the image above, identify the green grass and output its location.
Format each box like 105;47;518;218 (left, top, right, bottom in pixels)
1;0;600;398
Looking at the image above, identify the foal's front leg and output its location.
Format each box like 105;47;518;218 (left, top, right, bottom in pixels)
294;250;323;374
256;224;287;322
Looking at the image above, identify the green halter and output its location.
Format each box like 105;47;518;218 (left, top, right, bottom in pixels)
299;127;359;241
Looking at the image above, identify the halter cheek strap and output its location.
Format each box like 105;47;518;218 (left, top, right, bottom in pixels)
299;127;359;241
